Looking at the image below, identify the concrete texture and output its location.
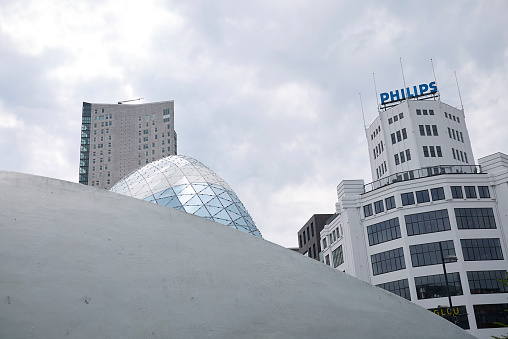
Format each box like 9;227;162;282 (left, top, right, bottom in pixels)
0;171;475;338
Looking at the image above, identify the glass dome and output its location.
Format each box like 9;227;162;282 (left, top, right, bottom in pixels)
110;155;262;238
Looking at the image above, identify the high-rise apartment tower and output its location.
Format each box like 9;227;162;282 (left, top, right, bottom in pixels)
79;101;177;189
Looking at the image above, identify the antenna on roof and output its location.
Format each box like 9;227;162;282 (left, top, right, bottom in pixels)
359;93;367;130
454;71;464;110
118;98;144;104
399;57;407;92
373;73;380;111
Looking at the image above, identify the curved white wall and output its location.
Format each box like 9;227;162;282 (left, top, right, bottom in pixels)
0;171;475;338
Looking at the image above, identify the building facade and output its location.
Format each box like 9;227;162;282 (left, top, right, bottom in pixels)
79;101;177;189
319;95;508;338
297;214;333;260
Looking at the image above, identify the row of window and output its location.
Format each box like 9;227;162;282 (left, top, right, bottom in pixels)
367;207;497;248
322;225;342;249
387;112;404;124
416;109;435;116
92;128;109;135
94;121;112;128
373;141;384;159
370;125;381;140
453;185;490;199
419;124;438;136
91;179;110;186
448;127;464;142
372;238;504;275
391;128;407;144
332;245;344;268
363;186;492;219
299;222;315;248
379;270;508;301
375;161;387;180
94;114;113;121
93;135;112;142
452;148;469;163
423;145;442;157
444;111;460;123
394;149;411;165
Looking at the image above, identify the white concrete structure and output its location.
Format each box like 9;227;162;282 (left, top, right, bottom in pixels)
0;171;474;338
320;97;508;338
79;101;177;190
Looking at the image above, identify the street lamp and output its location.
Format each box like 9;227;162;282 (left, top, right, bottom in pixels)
438;242;458;324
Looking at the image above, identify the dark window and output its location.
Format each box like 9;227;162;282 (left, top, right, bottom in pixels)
415;272;463;300
478;186;490;198
464;186;477;198
452;129;456;140
455;208;496;229
385;196;396;210
367;217;401;246
303;231;306;244
311;222;314;237
419;125;425;136
374;200;384;214
428;305;470;330
325;254;330;266
313;244;316;258
425;125;432;136
416;190;430;203
332;245;344;268
467;270;508;294
423;109;428;115
410;240;455;267
299;235;302;248
416;109;421;115
364;204;373;217
399;113;404;119
448;127;452;138
307;226;310;240
405;209;451;236
396;131;402;142
452;148;456;159
322;238;327;249
444;112;448;118
429;146;436;157
423;146;429;157
393;115;398;122
391;133;396;144
394;154;400;165
431;187;445;201
402;128;407;139
474;304;508;329
388;118;393;124
461;238;504;261
377;279;410;300
406;149;411;161
432;125;438;136
436;146;442;157
451;186;463;198
429;109;434;115
371;247;405;275
401;192;415;206
400;151;405;163
457;116;460;123
459;131;464;142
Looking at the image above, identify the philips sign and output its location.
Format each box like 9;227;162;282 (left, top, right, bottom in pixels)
380;81;437;105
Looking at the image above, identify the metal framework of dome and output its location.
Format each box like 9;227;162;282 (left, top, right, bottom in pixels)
110;155;261;237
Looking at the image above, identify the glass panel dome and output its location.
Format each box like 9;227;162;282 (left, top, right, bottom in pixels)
110;155;262;238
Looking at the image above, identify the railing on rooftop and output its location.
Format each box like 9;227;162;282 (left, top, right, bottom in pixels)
364;164;483;193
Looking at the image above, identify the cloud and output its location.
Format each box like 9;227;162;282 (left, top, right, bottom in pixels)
1;0;508;247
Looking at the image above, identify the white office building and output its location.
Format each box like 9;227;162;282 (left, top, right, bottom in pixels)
79;101;177;189
320;93;508;338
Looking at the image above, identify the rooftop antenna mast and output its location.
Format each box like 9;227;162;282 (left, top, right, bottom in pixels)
373;73;380;112
430;58;442;105
454;71;464;111
118;98;144;104
359;93;367;130
399;57;408;92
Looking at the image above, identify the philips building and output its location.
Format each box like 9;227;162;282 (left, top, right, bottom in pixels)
319;82;508;338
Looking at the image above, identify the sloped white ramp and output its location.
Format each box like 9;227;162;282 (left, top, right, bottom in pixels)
0;171;475;338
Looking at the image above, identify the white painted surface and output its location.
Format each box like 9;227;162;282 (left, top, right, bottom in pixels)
0;171;475;338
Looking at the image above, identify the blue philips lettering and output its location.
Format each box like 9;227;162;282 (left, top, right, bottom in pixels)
379;81;438;105
419;83;429;95
390;90;400;102
429;81;437;93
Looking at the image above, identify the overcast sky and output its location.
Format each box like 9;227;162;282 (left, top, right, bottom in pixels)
1;0;508;247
